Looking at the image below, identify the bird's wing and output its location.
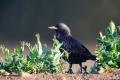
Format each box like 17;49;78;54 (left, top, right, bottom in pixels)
61;36;90;54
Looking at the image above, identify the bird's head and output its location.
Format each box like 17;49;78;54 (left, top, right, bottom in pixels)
48;23;71;36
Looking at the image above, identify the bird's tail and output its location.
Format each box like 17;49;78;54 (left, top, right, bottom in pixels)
89;54;96;60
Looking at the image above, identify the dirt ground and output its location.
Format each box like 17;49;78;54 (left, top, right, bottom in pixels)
1;58;120;80
0;70;120;80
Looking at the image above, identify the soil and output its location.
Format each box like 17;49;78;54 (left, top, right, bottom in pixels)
0;70;120;80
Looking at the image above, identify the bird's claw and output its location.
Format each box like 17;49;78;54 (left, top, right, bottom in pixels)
65;69;73;74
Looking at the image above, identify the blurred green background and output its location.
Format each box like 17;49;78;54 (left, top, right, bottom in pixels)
0;0;120;52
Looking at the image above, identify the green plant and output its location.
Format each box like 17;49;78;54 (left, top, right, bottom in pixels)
0;34;67;74
95;21;120;73
40;36;64;73
0;45;26;74
22;34;43;73
82;65;88;73
23;35;65;73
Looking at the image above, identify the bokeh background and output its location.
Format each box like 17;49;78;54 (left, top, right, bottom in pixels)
0;0;120;52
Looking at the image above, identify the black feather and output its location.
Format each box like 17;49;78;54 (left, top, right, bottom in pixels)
49;23;96;73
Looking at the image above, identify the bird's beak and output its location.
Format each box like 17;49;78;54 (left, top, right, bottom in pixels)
48;26;57;30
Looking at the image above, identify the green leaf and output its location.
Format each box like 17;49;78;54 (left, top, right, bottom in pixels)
35;33;42;57
109;21;116;34
0;46;10;59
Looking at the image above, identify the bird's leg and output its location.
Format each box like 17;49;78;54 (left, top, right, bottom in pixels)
69;63;72;71
66;63;73;74
79;63;82;73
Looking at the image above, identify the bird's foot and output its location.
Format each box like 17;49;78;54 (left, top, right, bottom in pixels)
77;69;88;74
65;69;73;74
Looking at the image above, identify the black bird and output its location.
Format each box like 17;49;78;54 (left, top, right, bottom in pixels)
48;23;96;73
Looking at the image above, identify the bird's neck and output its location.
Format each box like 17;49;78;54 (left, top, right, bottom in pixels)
55;32;71;42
